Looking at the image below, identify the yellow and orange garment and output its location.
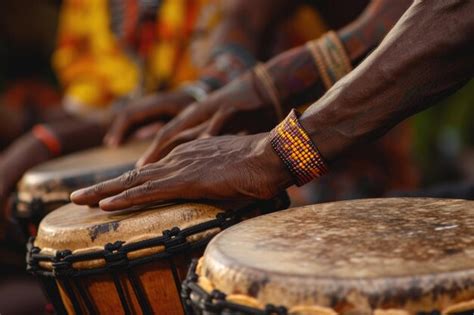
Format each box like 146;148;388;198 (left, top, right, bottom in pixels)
52;0;214;119
53;1;327;119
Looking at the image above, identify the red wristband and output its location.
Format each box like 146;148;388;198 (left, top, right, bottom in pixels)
32;124;61;156
270;109;328;186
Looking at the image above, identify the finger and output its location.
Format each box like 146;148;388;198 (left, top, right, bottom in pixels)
70;165;165;206
157;122;209;158
99;178;192;211
136;104;207;166
131;121;164;140
202;108;234;137
104;114;136;147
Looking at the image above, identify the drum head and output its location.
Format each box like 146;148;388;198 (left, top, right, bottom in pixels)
17;140;151;205
35;202;224;254
200;198;474;312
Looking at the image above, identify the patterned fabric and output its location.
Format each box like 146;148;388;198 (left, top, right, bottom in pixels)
53;0;140;113
53;0;213;117
52;1;329;118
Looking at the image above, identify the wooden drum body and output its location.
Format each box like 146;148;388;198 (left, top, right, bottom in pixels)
14;141;150;235
182;198;474;315
27;197;288;314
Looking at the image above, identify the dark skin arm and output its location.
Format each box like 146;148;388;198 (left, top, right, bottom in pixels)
136;0;413;166
71;0;474;210
0;117;104;214
104;0;293;147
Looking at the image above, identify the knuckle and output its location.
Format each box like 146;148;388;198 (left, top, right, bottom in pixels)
120;169;141;187
142;180;155;193
122;189;133;201
93;182;105;194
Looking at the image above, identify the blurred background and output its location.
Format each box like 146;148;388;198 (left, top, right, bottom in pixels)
0;0;472;313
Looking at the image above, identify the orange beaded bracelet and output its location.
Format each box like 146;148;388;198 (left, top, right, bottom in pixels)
32;124;61;156
306;31;352;90
270;109;328;186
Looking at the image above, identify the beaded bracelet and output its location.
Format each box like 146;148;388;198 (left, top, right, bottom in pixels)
306;31;352;90
32;124;61;156
253;63;284;121
270;109;328;186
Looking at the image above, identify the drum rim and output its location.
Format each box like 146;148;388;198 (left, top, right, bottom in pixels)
182;258;474;315
19;140;152;182
26;196;290;276
202;197;474;279
190;198;474;314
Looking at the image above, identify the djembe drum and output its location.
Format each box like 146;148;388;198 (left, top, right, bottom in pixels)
27;196;288;314
182;198;474;315
14;140;150;236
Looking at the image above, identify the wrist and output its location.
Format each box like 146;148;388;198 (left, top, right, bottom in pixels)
306;31;353;91
265;46;324;107
253;133;294;190
31;124;62;157
200;43;257;90
251;64;285;121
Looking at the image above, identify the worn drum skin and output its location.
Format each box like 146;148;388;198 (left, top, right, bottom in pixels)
14;141;150;233
27;196;288;315
183;198;474;315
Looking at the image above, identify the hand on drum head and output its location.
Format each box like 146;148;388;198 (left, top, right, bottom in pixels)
104;91;194;147
71;133;293;211
135;72;277;167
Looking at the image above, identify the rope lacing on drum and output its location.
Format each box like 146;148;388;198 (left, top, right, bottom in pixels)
181;259;289;315
26;195;291;314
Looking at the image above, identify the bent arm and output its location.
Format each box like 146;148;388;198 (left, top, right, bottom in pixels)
265;0;413;109
300;0;474;161
196;0;295;89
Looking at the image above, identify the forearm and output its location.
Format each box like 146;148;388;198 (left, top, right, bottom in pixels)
198;0;295;89
264;0;413;110
0;118;105;198
300;0;474;161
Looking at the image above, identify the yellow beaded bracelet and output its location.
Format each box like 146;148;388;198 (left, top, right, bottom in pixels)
270;109;328;186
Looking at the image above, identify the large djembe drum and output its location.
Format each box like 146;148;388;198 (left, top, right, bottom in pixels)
182;198;474;315
14;140;150;236
27;196;288;314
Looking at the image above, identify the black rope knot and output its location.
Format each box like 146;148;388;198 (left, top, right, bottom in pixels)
210;290;226;301
52;251;74;277
104;240;125;252
56;250;72;260
264;304;287;315
104;241;128;269
26;241;41;272
216;211;238;229
163;227;181;238
163;227;188;252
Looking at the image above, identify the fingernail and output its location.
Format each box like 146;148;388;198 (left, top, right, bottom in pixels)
99;197;114;210
70;190;84;203
99;197;113;208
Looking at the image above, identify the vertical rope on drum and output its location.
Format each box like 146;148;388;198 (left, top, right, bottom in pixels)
127;269;153;314
39;277;68;315
169;257;185;310
72;277;95;314
60;278;84;314
112;272;132;315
